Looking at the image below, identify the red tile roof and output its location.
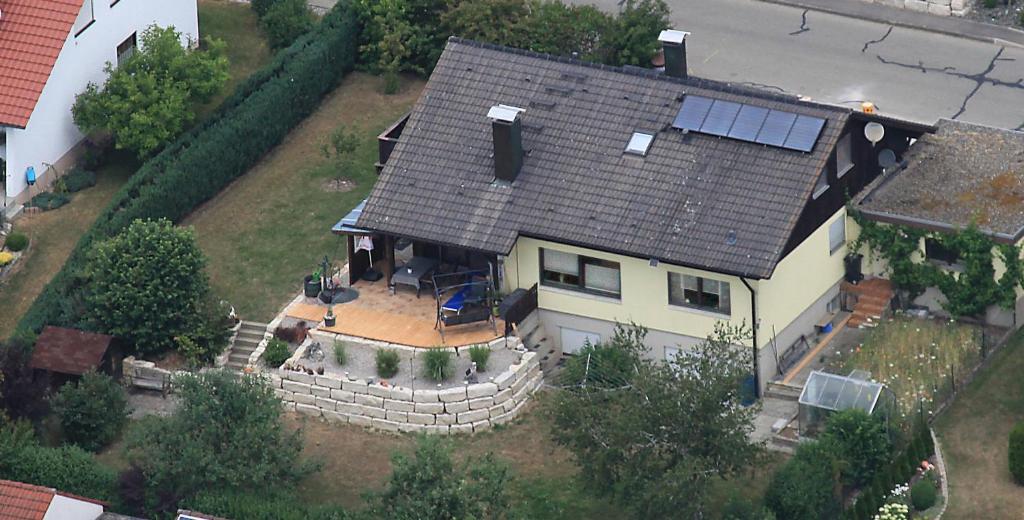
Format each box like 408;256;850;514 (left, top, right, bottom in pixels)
0;480;55;520
0;0;84;128
29;326;113;376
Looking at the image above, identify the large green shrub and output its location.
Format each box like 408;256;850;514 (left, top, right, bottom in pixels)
16;2;358;338
85;219;212;356
910;479;937;511
3;231;28;252
0;340;50;421
63;168;97;193
0;419;116;502
765;441;841;520
261;0;314;49
263;338;291;368
821;409;891;487
52;372;129;452
376;349;400;378
1009;421;1024;484
423;349;453;381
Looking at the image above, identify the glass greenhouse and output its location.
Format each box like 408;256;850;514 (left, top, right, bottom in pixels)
797;370;895;436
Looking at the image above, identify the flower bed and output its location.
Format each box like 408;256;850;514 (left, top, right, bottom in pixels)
830;316;983;425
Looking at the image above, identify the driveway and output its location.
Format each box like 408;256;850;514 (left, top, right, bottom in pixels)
582;0;1024;130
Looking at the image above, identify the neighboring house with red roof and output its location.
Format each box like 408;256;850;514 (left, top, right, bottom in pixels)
0;479;106;519
0;0;198;211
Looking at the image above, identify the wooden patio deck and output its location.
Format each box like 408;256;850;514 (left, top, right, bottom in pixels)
283;278;504;348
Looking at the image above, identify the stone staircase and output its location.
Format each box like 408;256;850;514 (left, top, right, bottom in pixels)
513;311;562;379
225;321;269;371
762;381;803;454
844;278;894;329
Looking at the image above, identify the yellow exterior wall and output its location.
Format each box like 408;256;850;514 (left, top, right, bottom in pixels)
755;207;847;348
501;208;848;351
506;237;755;347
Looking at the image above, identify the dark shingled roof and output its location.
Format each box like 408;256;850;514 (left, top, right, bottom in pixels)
358;38;849;279
858;119;1024;237
29;326;113;376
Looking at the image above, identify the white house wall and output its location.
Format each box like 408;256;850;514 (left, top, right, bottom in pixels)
4;0;198;202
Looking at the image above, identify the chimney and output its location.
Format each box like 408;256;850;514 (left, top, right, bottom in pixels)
487;104;525;183
658;29;690;79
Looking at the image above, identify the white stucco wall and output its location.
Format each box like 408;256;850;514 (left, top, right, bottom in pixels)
43;494;104;520
4;0;199;201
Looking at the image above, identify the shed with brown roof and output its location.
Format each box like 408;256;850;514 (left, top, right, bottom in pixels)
29;326;122;382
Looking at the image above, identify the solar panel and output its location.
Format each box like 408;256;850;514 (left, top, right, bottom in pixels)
699;100;743;137
783;115;826;152
672;95;714;131
755;110;798;147
727;105;770;141
673;95;825;152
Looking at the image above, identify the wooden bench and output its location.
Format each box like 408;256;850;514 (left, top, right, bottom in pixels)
125;366;173;397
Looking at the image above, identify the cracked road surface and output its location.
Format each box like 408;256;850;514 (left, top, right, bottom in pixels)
582;0;1024;129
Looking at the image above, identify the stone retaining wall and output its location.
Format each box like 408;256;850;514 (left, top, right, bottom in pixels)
271;350;544;434
865;0;968;17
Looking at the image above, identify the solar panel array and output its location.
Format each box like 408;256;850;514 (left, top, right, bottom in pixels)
672;95;826;152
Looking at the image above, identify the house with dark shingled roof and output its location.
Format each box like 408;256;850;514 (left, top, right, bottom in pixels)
334;33;932;394
0;0;198;212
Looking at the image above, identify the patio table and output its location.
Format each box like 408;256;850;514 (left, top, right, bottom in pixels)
391;256;439;298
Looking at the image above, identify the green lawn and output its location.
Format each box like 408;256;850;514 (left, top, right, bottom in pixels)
196;0;271;119
935;331;1024;519
183;73;425;322
0;153;137;339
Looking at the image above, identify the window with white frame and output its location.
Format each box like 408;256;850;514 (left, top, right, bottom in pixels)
540;248;621;298
836;133;854;178
829;216;846;255
668;273;731;315
73;0;96;36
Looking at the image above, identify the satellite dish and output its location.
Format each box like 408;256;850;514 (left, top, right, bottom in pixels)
864;122;885;145
878;148;897;169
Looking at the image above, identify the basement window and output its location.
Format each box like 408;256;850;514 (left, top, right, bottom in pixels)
625;132;655;156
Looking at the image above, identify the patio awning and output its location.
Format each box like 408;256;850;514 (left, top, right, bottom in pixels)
332;198;373;235
798;370;885;414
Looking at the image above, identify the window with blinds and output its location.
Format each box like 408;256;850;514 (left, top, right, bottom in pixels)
540;248;621;298
668;273;731;315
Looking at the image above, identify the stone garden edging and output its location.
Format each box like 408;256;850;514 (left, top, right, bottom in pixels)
270;346;544;435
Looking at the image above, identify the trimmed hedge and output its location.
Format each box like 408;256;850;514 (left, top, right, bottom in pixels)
910;479;937;511
14;2;358;338
0;422;116;502
1009;421;1024;484
27;192;70;210
186;491;347;520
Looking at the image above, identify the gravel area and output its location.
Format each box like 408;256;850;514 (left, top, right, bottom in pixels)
964;0;1023;28
290;336;523;390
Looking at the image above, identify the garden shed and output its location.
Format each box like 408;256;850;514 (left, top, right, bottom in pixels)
29;326;122;386
798;370;894;435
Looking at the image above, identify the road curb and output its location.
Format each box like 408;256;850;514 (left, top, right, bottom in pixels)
755;0;1024;49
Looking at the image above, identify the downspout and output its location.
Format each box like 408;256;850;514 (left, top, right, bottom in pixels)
740;277;759;399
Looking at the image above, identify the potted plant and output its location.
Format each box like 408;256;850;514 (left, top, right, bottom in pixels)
304;267;322;297
324;308;336;327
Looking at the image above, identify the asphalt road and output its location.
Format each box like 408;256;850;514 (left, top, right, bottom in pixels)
586;0;1024;130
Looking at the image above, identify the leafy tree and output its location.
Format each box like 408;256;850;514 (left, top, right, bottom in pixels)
764;440;842;520
125;371;313;515
820;409;890;487
547;323;762;518
602;0;671;66
441;0;531;48
186;490;348;520
73;25;228;158
355;0;447;75
519;1;610;60
261;0;315;49
363;435;512;520
0;340;49;422
85;219;221;357
52;372;129;452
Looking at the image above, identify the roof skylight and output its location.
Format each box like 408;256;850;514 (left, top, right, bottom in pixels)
625;132;655;156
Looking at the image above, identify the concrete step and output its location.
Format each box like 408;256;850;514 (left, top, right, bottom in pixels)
235;329;266;341
229;353;252;364
765;382;802;401
233;336;262;348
